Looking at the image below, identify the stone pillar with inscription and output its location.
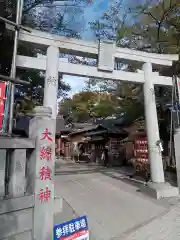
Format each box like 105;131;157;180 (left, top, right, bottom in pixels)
28;106;55;240
44;46;59;120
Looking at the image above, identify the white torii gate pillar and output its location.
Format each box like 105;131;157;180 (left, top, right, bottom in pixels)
44;46;59;120
143;62;165;183
143;62;178;198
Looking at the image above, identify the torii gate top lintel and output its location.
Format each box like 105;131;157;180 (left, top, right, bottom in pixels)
14;26;179;87
18;27;178;67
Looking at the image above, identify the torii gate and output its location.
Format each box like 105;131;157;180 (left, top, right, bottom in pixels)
16;27;179;198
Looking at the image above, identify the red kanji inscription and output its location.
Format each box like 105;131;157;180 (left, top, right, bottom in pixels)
40;128;53;142
39;166;52;180
39;187;51;203
40;146;52;161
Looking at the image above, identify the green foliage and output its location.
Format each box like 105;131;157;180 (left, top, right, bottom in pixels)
125;0;180;55
122;0;180;113
86;1;145;122
58;77;145;123
87;0;180;123
2;0;178;119
58;90;122;122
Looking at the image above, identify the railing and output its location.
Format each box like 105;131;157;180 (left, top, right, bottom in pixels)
0;106;92;240
0;136;35;198
0;136;35;239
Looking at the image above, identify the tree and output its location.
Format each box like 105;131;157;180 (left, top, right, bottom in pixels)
85;77;144;120
23;0;90;37
0;0;92;113
85;0;146;122
126;0;180;54
58;90;121;122
15;71;71;113
87;0;180;123
89;0;132;44
123;0;180;108
116;0;180;147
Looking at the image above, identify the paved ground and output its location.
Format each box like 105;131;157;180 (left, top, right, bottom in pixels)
54;159;180;240
123;202;180;240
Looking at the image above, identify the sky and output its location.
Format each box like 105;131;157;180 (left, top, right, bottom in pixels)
62;0;144;98
63;75;87;97
62;0;110;98
82;0;109;40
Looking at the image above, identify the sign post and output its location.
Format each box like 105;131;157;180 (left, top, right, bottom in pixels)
54;216;89;240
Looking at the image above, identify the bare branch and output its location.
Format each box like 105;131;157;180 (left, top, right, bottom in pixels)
23;0;71;14
143;11;159;25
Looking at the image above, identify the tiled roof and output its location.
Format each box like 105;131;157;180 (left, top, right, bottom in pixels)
68;125;100;136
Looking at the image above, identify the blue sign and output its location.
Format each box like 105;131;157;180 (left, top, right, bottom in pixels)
54;216;89;240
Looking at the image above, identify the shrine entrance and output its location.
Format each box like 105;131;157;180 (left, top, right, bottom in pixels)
12;26;179;197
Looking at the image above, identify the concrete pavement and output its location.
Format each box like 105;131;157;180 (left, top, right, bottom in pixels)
54;159;180;240
123;203;180;240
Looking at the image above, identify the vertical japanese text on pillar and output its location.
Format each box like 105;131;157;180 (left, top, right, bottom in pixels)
39;128;53;203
